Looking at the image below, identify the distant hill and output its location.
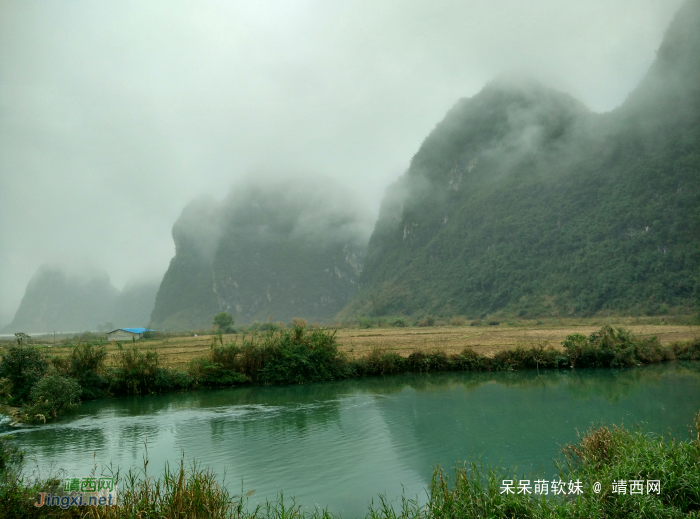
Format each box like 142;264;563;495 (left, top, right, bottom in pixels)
339;0;700;319
150;177;372;330
1;266;159;334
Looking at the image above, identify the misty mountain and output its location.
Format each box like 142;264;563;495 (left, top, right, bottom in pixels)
1;266;159;333
150;177;372;330
340;0;700;319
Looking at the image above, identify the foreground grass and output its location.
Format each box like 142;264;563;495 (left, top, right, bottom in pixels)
2;410;700;518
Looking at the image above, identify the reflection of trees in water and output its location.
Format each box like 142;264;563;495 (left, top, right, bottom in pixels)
563;363;700;404
362;363;700;483
350;363;700;405
117;424;161;459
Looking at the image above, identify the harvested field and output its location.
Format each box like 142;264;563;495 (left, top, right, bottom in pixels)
19;323;699;368
334;324;699;360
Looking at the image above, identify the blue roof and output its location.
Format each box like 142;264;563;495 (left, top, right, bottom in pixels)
115;328;154;334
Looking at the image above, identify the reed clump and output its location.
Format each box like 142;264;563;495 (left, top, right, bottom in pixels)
89;458;245;519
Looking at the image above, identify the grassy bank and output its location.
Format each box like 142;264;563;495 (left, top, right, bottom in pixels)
1;409;699;518
1;325;699;424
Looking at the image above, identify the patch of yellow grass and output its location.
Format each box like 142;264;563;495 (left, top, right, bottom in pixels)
14;323;698;368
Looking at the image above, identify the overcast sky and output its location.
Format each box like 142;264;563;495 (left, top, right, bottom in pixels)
0;0;685;326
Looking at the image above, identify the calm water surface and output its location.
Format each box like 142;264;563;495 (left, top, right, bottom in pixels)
2;363;700;517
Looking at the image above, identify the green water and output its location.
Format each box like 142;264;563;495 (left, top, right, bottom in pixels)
2;363;700;517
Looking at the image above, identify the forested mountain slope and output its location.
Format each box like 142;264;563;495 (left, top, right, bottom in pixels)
150;178;372;330
340;0;700;319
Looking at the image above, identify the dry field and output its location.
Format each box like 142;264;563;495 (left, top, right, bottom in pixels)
19;322;699;368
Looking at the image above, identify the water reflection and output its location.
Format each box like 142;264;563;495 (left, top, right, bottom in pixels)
2;363;699;517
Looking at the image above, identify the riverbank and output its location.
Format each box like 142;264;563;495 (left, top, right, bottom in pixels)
2;407;699;518
1;325;700;425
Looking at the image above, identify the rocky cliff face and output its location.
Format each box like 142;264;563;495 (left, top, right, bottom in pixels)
150;177;372;330
340;0;700;319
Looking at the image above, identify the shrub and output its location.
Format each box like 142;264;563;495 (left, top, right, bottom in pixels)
70;343;109;399
258;327;349;385
562;333;587;368
153;368;195;392
0;345;48;405
187;359;247;388
417;315;436;327
49;356;71;376
449;316;467;326
23;374;81;422
672;337;700;360
109;344;159;395
257;322;277;332
634;336;671;364
210;342;242;370
351;349;406;376
451;348;489;371
390;317;407;328
405;351;451;372
359;317;374;329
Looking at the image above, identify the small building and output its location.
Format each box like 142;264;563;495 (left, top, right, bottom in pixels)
106;327;153;342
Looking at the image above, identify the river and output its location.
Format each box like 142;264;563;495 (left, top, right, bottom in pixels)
2;363;699;517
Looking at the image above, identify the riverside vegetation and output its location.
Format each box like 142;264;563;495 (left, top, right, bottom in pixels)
1;324;699;424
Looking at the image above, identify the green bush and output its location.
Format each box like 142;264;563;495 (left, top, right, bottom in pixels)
109;343;159;395
562;332;587;368
672;337;700;360
210;342;242;370
22;374;81;422
405;351;451;372
359;316;374;329
351;349;407;376
0;345;48;405
153;368;194;392
451;348;490;371
187;359;247;388
70;343;109;399
390;317;408;327
258;327;350;385
561;326;676;369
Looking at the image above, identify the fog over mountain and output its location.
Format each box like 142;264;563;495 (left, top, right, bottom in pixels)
2;266;158;333
0;0;686;327
342;0;700;319
151;176;372;329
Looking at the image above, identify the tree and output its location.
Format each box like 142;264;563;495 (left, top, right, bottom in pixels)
70;343;109;399
0;340;48;405
24;374;81;421
212;312;235;333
